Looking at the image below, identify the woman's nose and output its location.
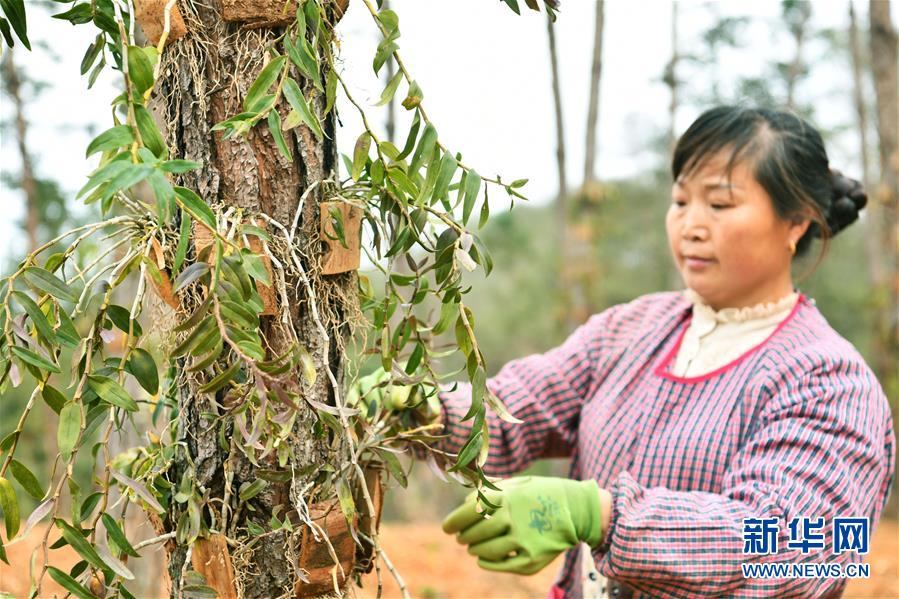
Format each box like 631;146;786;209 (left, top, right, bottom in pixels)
681;205;710;241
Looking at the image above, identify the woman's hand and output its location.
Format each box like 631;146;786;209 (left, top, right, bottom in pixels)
442;476;606;575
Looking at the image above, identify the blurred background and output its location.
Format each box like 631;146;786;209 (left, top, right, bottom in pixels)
1;0;897;597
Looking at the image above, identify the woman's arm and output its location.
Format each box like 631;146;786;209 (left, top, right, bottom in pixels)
436;303;624;477
593;358;895;597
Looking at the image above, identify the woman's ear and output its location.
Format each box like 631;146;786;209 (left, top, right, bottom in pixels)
788;217;811;245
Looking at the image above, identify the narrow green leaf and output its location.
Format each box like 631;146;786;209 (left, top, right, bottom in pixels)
173;212;191;274
23;267;77;302
129;45;156;95
9;460;44;500
239;249;270;285
173;262;210;293
173;187;216;230
106;304;143;337
12;291;55;344
409;123;437;174
396;111;421;161
110;471;165;514
101;513;139;558
56;519;106;571
42;385;67;414
126;348;158;395
352;132;371;181
198;361;241;394
134;105;168;159
462;170;481;226
87;375;139;412
282;78;324;140
0;478;19;539
57;402;81;460
244;55;287;112
375;71;403;107
10;345;60;373
267;111;292;161
0;0;28;49
47;566;97;599
431;152;458;206
86;126;134;158
160;159;202;174
238;479;267;501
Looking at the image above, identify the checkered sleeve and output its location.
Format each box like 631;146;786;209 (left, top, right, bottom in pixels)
436;306;621;477
593;358;895;597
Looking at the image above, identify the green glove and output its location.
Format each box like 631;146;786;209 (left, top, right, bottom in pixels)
442;476;602;575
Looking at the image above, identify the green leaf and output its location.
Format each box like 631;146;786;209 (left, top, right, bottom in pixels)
160;159;202;174
56;519;104;570
373;39;398;75
462;170;481;226
110;471;165;514
240;249;270;285
12;291;55;344
396;111;421;161
9;460;44;500
173;262;210;293
42;385;67;414
462;365;486;421
238;479;267;501
325;69;338;114
23;267;77;302
80;34;104;75
409;123;437;175
86;126;134;158
282;78;324;140
87;375;139;412
127;45;155;96
134;105;168;159
57;402;81;461
106;304;143;337
0;0;29;49
375;71;403;107
173;187;216;230
197;361;241;394
101;513;139;558
432;152;458;206
267;111;292;161
173;212;191;274
352;132;371;181
0;478;19;539
335;478;356;524
147;171;175;223
46;566;97;599
126;348;158;395
10;345;60;373
244;55;287;112
52;3;92;24
479;191;490;229
55;309;80;348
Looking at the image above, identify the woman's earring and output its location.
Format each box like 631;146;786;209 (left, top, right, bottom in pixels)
788;239;797;255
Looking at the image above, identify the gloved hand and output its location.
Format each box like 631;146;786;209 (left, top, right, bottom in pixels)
442;476;603;575
346;366;440;423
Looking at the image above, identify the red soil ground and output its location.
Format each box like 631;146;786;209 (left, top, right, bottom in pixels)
2;520;896;598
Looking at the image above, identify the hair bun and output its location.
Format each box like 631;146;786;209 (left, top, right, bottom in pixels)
825;169;867;235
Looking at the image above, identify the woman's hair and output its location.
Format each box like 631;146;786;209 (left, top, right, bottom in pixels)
671;105;867;263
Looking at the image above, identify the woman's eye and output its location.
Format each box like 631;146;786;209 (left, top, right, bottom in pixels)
672;198;687;207
710;203;731;210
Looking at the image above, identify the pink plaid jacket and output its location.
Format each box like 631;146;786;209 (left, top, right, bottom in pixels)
437;291;895;598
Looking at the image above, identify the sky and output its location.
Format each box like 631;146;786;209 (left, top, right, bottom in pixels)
1;0;895;265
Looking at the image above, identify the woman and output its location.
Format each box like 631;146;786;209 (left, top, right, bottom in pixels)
359;106;896;597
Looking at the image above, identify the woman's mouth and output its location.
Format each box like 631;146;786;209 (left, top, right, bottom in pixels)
684;256;715;269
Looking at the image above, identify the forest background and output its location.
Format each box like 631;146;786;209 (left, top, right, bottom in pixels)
1;0;897;597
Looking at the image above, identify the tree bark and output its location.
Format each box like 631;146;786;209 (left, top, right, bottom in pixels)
583;0;604;186
545;11;567;258
155;4;353;597
868;0;899;385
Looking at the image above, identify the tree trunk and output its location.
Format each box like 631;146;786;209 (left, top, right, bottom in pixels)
665;1;682;291
784;1;811;110
2;51;39;255
546;10;567;276
868;0;899;387
155;4;354;597
583;0;604;186
849;2;885;291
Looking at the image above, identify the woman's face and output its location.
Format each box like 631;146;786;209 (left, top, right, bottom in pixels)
665;150;810;310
